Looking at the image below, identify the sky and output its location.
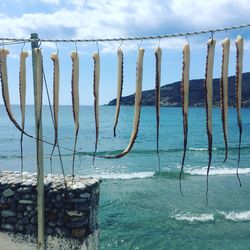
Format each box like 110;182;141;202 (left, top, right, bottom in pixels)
0;0;250;105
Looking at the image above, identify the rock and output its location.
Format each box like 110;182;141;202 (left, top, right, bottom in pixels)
56;193;62;201
26;224;37;233
74;202;89;210
71;228;86;238
69;198;89;203
17;212;23;219
31;216;37;225
54;202;63;208
18;199;34;205
1;223;14;230
0;196;7;204
7;198;16;205
18;217;29;225
79;193;91;199
2;188;15;197
54;227;61;234
6;217;17;224
66;210;84;217
46;226;54;234
69;216;85;222
26;205;34;211
57;211;64;218
17;186;32;193
29;210;36;217
1;210;16;217
48;221;56;227
17;204;25;211
15;223;24;231
56;218;64;226
14;193;21;200
23;194;31;199
66;219;88;228
47;213;57;220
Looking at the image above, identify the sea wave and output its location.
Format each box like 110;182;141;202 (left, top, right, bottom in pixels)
77;145;250;157
186;167;250;176
219;211;250;221
87;171;155;180
88;167;250;180
172;210;250;223
172;213;214;222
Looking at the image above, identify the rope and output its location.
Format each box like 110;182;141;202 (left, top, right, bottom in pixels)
0;23;249;44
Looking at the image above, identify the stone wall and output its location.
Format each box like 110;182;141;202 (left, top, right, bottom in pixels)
0;171;100;247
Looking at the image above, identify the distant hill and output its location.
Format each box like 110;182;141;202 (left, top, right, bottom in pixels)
107;72;250;107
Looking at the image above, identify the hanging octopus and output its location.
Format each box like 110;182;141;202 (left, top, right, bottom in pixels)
113;48;123;137
220;38;230;164
98;48;145;159
204;38;216;201
92;52;100;164
49;52;60;173
235;35;243;186
155;47;162;171
19;51;29;173
71;51;79;179
179;43;190;195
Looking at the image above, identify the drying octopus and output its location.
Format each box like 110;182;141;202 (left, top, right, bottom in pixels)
99;48;145;159
220;38;230;164
49;53;60;172
71;51;79;179
155;47;162;171
204;38;216;200
19;51;29;172
179;43;190;195
113;48;124;138
92;52;100;164
235;35;243;186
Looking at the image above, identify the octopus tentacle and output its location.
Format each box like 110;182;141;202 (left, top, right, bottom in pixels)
155;47;162;171
49;53;60;173
113;48;123;137
0;49;23;130
19;51;28;174
204;38;216;201
98;48;145;159
235;35;243;187
71;51;79;180
179;43;190;196
220;38;230;164
92;52;100;164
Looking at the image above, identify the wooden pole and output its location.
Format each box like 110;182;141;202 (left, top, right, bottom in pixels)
30;33;45;250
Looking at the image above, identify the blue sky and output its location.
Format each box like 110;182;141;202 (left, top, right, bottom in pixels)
1;0;250;105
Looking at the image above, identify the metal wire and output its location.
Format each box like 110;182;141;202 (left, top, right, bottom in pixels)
0;23;250;43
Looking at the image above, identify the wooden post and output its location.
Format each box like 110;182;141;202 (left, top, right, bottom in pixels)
31;33;45;250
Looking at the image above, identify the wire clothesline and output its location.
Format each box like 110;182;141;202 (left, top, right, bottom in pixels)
0;23;250;45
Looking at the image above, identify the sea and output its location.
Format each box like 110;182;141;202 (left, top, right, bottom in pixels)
0;105;250;250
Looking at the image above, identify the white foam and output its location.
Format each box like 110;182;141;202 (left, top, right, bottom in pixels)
222;211;250;221
188;147;217;151
87;171;155;180
186;167;250;176
172;213;214;222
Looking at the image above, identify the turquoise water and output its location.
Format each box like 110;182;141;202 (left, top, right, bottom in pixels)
1;105;250;249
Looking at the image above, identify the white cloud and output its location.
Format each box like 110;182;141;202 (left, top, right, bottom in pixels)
40;0;60;4
0;0;250;52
